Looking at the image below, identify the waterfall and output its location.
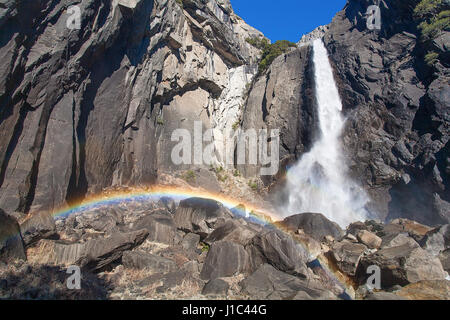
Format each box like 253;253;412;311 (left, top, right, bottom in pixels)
282;39;369;228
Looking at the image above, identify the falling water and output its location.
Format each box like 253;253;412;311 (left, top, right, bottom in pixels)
282;39;369;228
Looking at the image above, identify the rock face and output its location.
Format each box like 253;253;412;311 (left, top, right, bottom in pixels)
0;0;263;215
322;0;450;225
0;209;26;262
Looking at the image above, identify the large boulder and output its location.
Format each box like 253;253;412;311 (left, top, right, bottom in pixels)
330;241;367;276
420;224;449;256
200;241;250;280
247;230;310;278
395;280;450;300
174;198;232;238
357;242;447;289
356;230;382;249
204;219;257;246
381;233;420;249
133;213;178;245
20;211;57;246
30;229;148;271
240;264;336;300
0;209;26;262
122;251;177;273
202;278;229;296
281;213;343;242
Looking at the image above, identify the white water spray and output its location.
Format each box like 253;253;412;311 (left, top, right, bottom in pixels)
282;39;369;228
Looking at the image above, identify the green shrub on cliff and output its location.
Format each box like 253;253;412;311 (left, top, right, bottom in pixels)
414;0;450;41
246;37;297;73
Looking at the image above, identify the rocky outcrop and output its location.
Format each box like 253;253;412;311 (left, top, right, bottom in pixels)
19;211;57;246
280;212;344;242
174;197;232;238
0;209;26;262
322;0;450;226
0;0;263;215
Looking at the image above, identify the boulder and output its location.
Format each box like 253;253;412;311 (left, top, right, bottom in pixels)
347;221;368;236
157;197;177;214
133;214;178;245
204;220;257;246
174;198;232;238
381;233;420;249
240;264;336;300
122;251;177;273
200;241;250;280
388;219;433;242
20;211;57;246
330;241;367;276
281;213;343;242
31;229;148;271
247;230;310;278
357;242;447;289
364;292;408;300
202;278;229;296
439;249;450;272
0;209;26;262
420;224;449;256
181;233;201;252
395;280;450;300
356;230;382;249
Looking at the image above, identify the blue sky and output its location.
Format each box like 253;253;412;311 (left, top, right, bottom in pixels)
230;0;347;43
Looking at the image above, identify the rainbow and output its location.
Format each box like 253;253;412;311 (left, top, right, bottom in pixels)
42;185;280;224
13;184;352;299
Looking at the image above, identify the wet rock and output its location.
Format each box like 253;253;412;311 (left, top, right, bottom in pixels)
358;242;447;289
200;241;250;280
0;209;26;262
157;197;177;214
202;278;229;296
174;198;233;238
20;211;57;246
247;230;310;278
281;213;343;242
122;251;177;273
356;230;382;249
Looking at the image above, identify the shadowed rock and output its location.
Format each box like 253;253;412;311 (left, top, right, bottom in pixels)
240;264;336;300
200;241;250;280
133;213;178;245
20;211;57;246
0;209;26;262
281;213;343;242
32;229;148;271
357;242;447;289
202;278;229;296
246;230;310;278
174;198;233;238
